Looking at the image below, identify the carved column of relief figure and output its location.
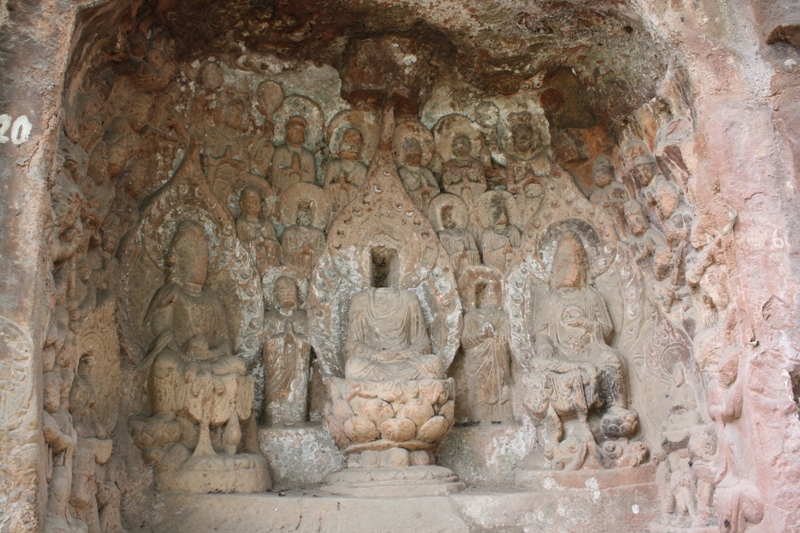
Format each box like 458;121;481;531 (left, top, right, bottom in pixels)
393;120;440;213
475;190;522;276
473;101;507;184
309;103;463;497
433;113;488;237
707;349;763;532
277;182;330;281
501;111;552;198
270;95;324;195
427;193;480;283
248;80;283;179
459;266;512;423
324;108;379;223
204;92;254;204
234;182;281;276
121;145;268;494
262;271;312;426
589;156;630;240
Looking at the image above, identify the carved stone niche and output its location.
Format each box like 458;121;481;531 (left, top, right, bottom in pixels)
118;144;269;493
307;105;464;497
506;171;656;488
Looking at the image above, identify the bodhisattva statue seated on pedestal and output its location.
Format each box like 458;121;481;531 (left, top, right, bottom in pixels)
136;220;268;493
524;233;639;461
343;246;443;382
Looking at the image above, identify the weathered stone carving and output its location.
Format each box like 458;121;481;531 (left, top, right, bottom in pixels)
262;273;311;426
459;266;512;423
589;155;629;238
235;185;281;275
309;105;463;497
278;183;329;280
270;95;324;194
476;190;522;275
427;194;481;280
502;111;552;195
394;120;440;212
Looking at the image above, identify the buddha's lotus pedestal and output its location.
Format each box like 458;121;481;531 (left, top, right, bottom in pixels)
322;377;465;497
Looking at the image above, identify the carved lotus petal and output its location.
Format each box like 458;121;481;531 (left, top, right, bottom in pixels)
332;399;354;422
325;415;350;449
401;398;434;428
348;396;368;416
437;400;455;423
416;415;450;443
381;417;417;442
418;380;447;405
344;416;380;443
363;399;394;427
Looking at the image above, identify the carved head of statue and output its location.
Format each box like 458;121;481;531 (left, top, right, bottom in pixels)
340;128;363;161
296;199;314;226
166;221;209;289
100;214;122;254
688;426;717;461
240;186;263;220
125;92;154;133
274;276;299;314
441;205;457;230
370;246;400;289
286;116;307;146
476;281;501;309
489;198;509;229
655;180;682;219
654;245;672;281
402;137;423;167
624;200;648;237
223;99;247;132
451;134;471;160
632;153;657;187
198;62;224;91
717;347;739;388
593;155;615;188
475;101;499;128
550;233;589;290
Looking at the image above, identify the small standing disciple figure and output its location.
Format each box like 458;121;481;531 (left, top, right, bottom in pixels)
235;186;281;275
504;112;552;195
263;276;311;426
624;200;667;266
480;200;521;275
462;280;512;422
324;128;368;216
437;205;480;279
143;221;254;458
442;134;487;203
280;199;326;280
344;246;443;381
526;233;638;445
589;156;629;238
270;116;316;194
399;137;440;212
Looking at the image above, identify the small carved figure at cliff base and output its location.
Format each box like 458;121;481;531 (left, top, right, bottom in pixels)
263;275;311;426
344;246;443;382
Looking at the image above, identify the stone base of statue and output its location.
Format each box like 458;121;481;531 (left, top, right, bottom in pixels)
648;522;716;533
322;465;465;497
156;453;270;494
323;377;464;496
515;461;656;490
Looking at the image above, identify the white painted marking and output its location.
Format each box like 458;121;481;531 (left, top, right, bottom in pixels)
11;115;32;145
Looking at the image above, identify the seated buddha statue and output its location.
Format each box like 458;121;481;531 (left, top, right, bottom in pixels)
527;232;637;442
343;246;443;382
143;220;253;456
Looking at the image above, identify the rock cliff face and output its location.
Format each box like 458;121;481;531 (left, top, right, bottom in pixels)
1;0;799;531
